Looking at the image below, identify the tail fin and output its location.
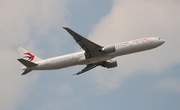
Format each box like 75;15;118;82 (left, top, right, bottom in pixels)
17;47;42;62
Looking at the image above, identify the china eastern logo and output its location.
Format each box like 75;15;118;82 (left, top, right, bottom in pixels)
23;52;34;62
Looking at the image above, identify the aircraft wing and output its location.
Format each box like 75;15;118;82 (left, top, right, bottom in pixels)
72;64;97;75
63;27;102;53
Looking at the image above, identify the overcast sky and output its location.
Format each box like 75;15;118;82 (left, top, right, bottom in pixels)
0;0;180;110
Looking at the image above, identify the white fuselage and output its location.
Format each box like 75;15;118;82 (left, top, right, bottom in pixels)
23;37;164;71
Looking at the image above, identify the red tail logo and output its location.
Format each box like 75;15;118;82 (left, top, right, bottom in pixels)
23;52;35;62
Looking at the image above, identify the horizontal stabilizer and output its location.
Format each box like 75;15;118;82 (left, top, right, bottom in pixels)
17;58;38;67
22;70;32;75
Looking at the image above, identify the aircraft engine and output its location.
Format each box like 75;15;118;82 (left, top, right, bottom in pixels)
102;59;117;68
101;44;116;54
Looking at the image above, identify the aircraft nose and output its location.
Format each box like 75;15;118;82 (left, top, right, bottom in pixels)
160;39;165;45
157;38;165;45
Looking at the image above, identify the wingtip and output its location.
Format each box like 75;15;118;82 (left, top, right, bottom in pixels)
71;73;77;76
63;27;68;29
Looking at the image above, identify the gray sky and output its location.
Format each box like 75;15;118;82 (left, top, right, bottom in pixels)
0;0;180;110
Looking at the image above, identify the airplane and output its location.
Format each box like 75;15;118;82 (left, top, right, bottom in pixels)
17;27;165;75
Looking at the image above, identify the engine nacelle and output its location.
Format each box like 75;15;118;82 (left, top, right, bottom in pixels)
102;59;118;68
102;44;116;54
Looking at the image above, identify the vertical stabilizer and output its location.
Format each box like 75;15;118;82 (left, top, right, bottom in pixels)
17;47;42;62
